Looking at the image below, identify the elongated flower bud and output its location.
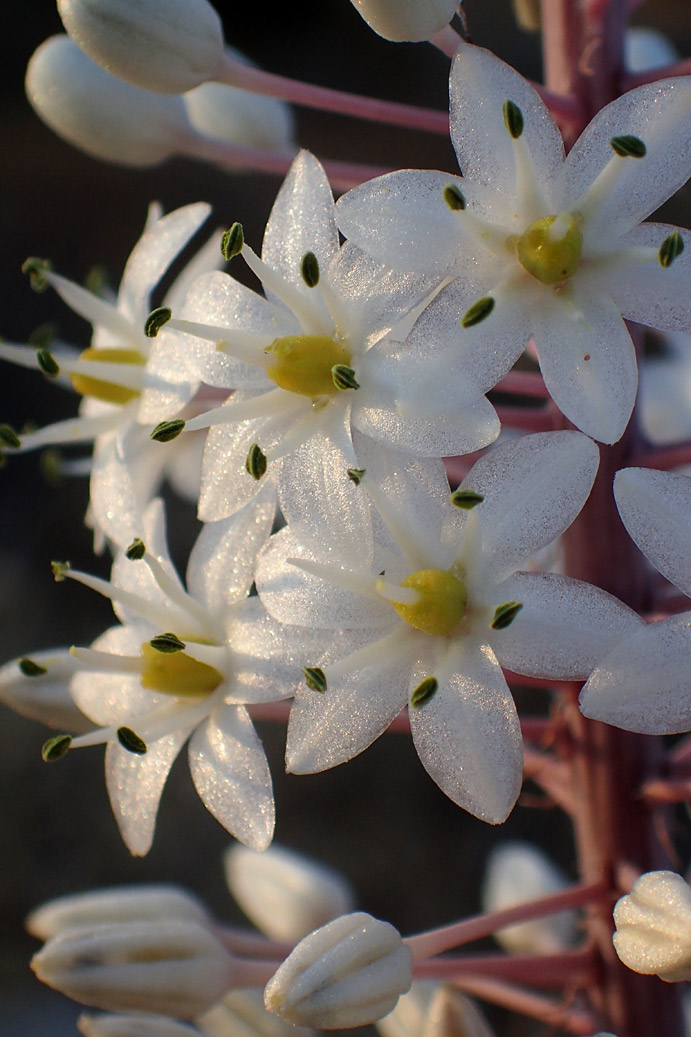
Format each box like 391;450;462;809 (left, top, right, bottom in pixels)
78;1014;202;1036
482;843;576;953
27;885;209;941
348;0;460;42
26;36;191;167
57;0;225;93
32;920;237;1018
264;912;412;1028
225;844;354;944
184;50;295;154
613;871;691;982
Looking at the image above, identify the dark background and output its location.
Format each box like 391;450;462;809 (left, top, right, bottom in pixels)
1;2;690;1034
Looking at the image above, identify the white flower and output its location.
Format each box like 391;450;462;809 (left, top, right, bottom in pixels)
481;842;577;953
152;150;497;521
3;494;316;855
257;431;641;822
0;202;217;545
225;843;355;943
32;919;237;1018
580;466;691;733
337;42;691;444
263;912;412;1028
57;0;225;94
613;871;691;982
348;0;460;42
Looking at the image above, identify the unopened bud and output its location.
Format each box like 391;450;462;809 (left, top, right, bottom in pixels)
57;0;225;93
482;843;576;954
26;36;192;168
32;919;237;1018
225;844;354;944
614;870;691;982
378;981;496;1037
264;912;412;1028
79;1015;202;1037
27;885;210;941
348;0;460;42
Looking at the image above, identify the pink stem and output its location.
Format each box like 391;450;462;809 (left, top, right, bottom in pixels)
451;975;600;1035
231;957;283;987
625;57;691;88
216;53;450;135
430;25;463;59
632;440;691;471
641;779;691;804
188;132;388;191
404;879;608;959
413;946;597;987
494;369;549;398
213;924;293;960
494;404;552;432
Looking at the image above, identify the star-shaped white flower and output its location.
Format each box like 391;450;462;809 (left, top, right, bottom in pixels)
336;43;691;444
257;432;641;822
3;494;318;855
151;150;498;521
580;466;691;733
0;202;219;544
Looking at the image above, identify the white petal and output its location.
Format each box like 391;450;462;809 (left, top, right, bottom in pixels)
70;625;157;726
563;77;691;238
614;467;691;598
409;642;522;823
106;726;191;856
118;203;211;325
489;571;644;679
285;632;414;773
532;286;638;444
186;488;276;612
601;223;691;335
460;431;599;584
580;612;691;734
0;650;92;732
337;171;485;275
449;43;565;204
261;150;339;284
188;705;274;850
138;329;199;422
89;425;143;549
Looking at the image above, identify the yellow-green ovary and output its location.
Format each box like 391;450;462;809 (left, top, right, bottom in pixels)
140;643;224;698
516;213;583;285
71;347;145;404
393;569;467;637
265;335;352;397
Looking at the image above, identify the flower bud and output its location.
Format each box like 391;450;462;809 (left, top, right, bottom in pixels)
624;27;678;73
27;885;209;941
377;981;496;1037
613;871;691;982
32;920;237;1018
200;989;316;1036
57;0;225;93
263;912;412;1028
184;51;295;154
225;844;355;944
482;843;576;953
348;0;460;42
78;1014;202;1036
26;36;192;167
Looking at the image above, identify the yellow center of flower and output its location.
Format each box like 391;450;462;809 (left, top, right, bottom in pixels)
139;643;224;698
71;347;146;405
516;213;583;286
393;568;467;637
265;335;352;398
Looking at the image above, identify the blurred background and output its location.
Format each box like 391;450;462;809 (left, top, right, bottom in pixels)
1;1;690;1034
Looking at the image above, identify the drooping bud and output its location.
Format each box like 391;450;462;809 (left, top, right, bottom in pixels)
31;919;237;1018
78;1014;202;1037
27;885;210;941
184;71;295;156
264;912;412;1028
56;0;225;93
482;843;576;954
26;36;193;168
225;843;355;943
347;0;460;42
613;871;691;982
